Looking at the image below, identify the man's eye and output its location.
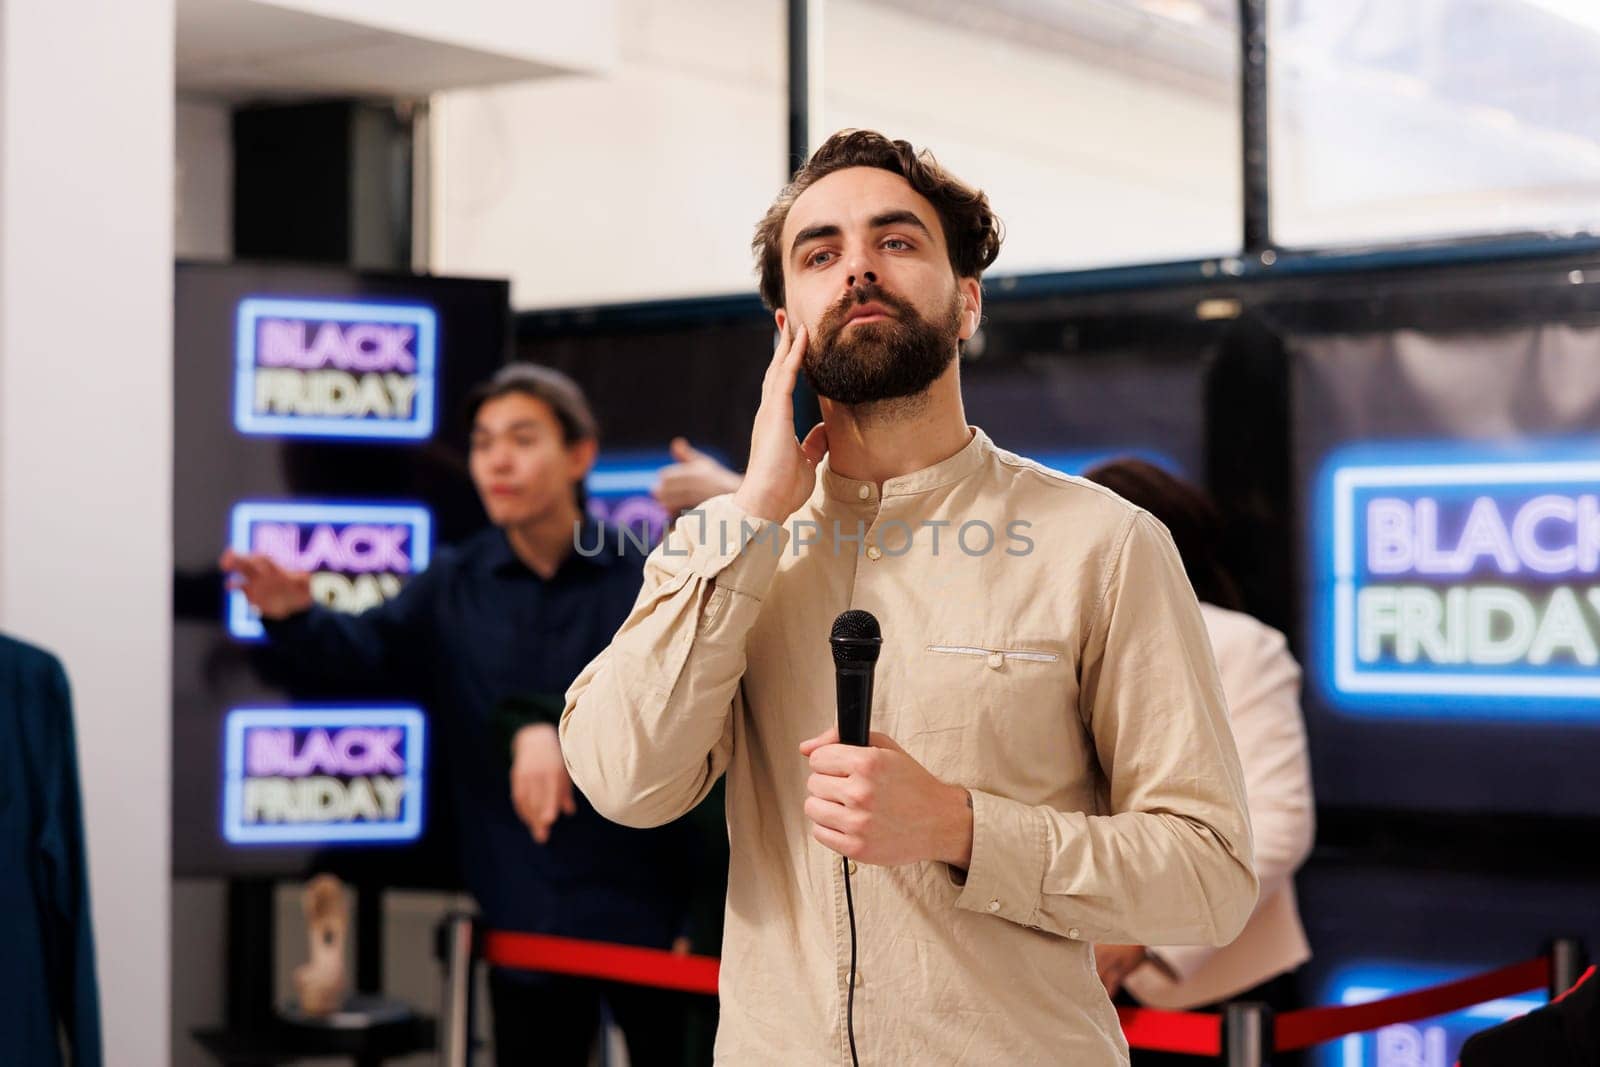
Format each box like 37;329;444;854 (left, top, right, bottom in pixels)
808;250;835;267
883;238;911;251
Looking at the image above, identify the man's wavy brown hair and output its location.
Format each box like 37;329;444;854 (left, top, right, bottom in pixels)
752;129;1004;311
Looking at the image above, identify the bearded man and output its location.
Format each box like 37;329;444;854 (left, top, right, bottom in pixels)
561;130;1258;1066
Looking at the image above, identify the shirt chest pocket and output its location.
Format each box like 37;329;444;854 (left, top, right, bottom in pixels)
888;641;1081;789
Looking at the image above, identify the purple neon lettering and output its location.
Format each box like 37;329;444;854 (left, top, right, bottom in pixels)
605;496;668;545
1365;492;1600;577
250;522;413;573
245;726;406;776
256;318;418;373
246;728;294;776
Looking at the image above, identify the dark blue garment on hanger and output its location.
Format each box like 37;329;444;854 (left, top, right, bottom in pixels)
0;633;102;1067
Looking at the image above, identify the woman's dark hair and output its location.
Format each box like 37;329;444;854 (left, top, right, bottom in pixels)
752;129;1005;311
464;363;599;512
1083;458;1244;612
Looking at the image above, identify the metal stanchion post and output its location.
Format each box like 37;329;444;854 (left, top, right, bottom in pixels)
436;912;476;1067
1223;1001;1274;1067
1547;936;1589;999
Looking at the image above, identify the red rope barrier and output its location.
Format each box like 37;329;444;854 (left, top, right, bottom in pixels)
1116;1005;1221;1056
1274;957;1549;1052
481;931;721;996
477;929;1553;1057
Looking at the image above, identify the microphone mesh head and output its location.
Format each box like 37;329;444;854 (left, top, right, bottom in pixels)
830;609;882;664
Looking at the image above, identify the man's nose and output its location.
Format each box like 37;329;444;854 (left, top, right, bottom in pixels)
845;268;877;290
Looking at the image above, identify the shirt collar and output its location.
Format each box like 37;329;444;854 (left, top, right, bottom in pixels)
817;424;991;504
485;519;617;577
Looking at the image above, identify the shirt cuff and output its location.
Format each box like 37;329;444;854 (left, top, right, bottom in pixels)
949;788;1047;929
494;693;565;765
1144;944;1214;983
259;606;316;634
672;494;789;596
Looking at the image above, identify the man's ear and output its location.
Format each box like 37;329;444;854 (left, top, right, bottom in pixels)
568;437;600;485
774;307;788;334
957;278;982;342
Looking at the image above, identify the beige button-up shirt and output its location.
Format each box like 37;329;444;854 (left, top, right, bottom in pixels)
561;426;1257;1065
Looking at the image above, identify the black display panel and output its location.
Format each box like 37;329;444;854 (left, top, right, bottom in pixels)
172;262;509;880
961;345;1204;480
1291;323;1600;817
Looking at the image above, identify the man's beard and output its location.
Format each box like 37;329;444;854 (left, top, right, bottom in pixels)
802;282;962;407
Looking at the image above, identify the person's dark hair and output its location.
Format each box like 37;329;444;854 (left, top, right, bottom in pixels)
752;129;1005;311
1083;458;1244;613
464;363;599;512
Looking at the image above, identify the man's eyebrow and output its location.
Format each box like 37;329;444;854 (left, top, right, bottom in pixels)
869;210;933;239
788;210;934;260
790;223;841;259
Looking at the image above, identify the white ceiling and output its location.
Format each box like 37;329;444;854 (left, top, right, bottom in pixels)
865;0;1238;101
176;0;610;100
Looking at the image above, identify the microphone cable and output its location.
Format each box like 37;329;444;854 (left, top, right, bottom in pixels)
843;855;861;1067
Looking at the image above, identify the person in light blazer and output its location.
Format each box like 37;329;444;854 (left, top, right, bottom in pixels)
1084;458;1315;1067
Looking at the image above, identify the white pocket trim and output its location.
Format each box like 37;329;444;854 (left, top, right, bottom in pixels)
926;644;1060;663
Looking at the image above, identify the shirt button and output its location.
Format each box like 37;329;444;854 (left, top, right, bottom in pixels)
986;652;1004;670
847;860;858;875
857;484;871;500
866;546;882;561
854;970;864;987
1068;927;1081;939
987;899;1001;913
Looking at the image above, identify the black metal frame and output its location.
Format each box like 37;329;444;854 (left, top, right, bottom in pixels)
1239;0;1271;256
788;0;812;176
516;235;1600;342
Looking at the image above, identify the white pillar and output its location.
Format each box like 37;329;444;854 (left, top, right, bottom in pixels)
0;1;174;1063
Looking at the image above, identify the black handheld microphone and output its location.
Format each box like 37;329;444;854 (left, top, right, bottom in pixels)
830;609;880;1067
831;609;882;746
